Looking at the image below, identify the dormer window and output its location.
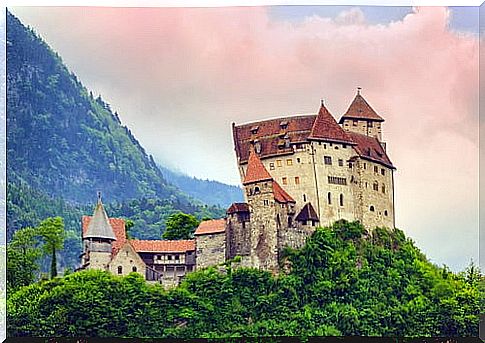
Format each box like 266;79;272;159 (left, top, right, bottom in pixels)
280;121;288;129
254;140;262;154
250;126;259;134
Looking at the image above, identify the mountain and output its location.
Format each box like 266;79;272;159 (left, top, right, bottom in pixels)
6;11;228;267
159;166;244;208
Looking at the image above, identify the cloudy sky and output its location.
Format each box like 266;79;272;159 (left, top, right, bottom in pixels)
9;6;479;271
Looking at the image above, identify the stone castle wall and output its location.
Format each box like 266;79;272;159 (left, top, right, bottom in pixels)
108;243;146;278
195;232;226;270
342;119;382;141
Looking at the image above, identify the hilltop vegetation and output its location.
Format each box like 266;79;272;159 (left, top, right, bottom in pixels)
7;221;484;338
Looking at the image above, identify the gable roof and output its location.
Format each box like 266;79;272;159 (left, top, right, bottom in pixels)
295;203;319;222
195;219;226;236
243;149;273;185
273;180;295;203
308;102;353;144
339;91;384;123
347;131;394;169
83;198;117;241
227;202;250;214
130;239;195;253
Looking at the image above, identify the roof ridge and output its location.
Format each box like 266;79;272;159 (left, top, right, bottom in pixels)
308;102;353;144
339;92;384;123
243;149;273;185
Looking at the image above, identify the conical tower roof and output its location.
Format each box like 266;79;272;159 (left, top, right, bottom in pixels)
84;193;117;241
243;149;273;185
308;101;353;144
339;89;384;123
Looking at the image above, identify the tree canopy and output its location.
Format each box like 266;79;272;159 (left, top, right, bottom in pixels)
162;212;200;240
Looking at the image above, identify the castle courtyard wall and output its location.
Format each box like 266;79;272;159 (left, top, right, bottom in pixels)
196;232;226;270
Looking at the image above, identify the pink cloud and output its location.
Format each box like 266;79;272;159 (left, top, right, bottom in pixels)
11;6;479;270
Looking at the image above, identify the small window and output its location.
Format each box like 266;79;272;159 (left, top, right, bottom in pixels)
368;121;373;128
381;169;385;176
117;266;123;274
263;199;269;206
157;255;162;260
324;144;327;149
295;176;300;185
282;177;288;185
373;182;379;191
382;184;386;194
168;255;172;261
338;159;343;167
343;144;347;149
269;163;275;170
327;192;332;205
175;255;180;260
370;206;375;212
286;159;293;166
187;251;193;255
254;186;260;194
374;166;378;173
276;160;282;167
384;210;388;216
324;156;332;165
296;158;301;163
132;266;137;272
303;194;306;202
339;194;344;207
353;120;358;126
363;163;367;170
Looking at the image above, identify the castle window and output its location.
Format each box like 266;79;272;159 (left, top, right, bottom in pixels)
286;159;293;166
324;144;327;149
157;255;162;260
335;146;339;150
175;255;180;261
348;162;353;169
250;126;259;134
381;168;386;176
353;120;358;126
117;266;123;274
297;158;301;163
373;182;379;191
384;210;388;216
368;121;373;128
254;186;260;194
343;144;347;149
263;199;269;206
303;194;306;202
327;192;332;205
363;163;367;170
132;266;137;272
168;255;172;261
269;163;275;170
282;177;288;185
328;176;347;185
276;160;282;167
382;184;386;194
370;206;375;212
338;159;343;167
374;166;378;173
324;156;332;165
339;194;344;206
295;176;300;185
280;121;288;129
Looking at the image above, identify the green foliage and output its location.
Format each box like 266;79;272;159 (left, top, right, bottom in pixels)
162;212;200;240
7;221;483;338
38;217;65;278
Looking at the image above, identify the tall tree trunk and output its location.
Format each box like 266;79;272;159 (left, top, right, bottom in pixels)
50;248;57;278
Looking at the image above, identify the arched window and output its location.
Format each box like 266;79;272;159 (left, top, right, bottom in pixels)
117;266;123;274
327;192;332;205
132;266;137;272
384;210;388;216
339;194;344;206
373;181;379;191
254;186;260;194
382;184;386;194
370;206;375;212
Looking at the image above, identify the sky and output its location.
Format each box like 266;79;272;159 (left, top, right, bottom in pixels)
9;5;480;271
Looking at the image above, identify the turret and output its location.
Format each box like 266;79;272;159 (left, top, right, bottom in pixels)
81;192;117;270
339;88;385;141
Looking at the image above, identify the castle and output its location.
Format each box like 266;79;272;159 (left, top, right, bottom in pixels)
79;90;395;285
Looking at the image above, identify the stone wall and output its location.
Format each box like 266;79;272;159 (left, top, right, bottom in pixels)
85;250;112;270
342;119;382;141
226;212;251;259
196;232;226;270
108;242;146;277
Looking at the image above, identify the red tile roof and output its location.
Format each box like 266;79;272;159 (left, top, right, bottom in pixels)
347;132;394;169
273;181;295;203
194;219;226;236
243;149;273;185
308;103;353;144
130;239;195;253
227;202;250;214
82;216;127;256
339;92;384;123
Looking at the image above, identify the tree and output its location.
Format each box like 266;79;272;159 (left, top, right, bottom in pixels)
124;219;135;239
38;217;65;278
162;212;200;240
7;227;41;291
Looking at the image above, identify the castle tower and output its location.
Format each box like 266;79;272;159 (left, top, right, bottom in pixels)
242;149;295;273
339;88;385;141
81;193;117;270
